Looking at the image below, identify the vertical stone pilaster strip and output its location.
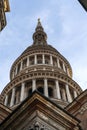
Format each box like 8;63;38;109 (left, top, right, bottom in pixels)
55;80;61;99
4;95;8;106
32;79;36;91
20;82;25;102
44;78;48;97
10;87;15;106
66;84;72;102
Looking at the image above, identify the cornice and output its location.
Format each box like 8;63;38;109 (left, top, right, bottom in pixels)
65;89;87;114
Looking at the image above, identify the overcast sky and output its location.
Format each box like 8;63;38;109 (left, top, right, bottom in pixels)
0;0;87;93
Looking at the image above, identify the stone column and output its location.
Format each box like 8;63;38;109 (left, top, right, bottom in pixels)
20;82;25;102
50;55;53;65
15;65;18;75
63;63;66;72
67;69;70;77
4;95;8;106
12;71;15;79
55;80;61;99
44;79;48;97
10;87;15;107
42;54;45;64
34;55;37;65
65;84;72;102
74;90;77;98
62;89;67;101
27;56;29;67
57;58;60;68
32;79;36;91
20;60;23;71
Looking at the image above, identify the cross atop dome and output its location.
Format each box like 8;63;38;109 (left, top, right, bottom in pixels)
33;19;47;45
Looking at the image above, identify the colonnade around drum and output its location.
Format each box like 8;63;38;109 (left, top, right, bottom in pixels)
12;53;71;79
4;78;78;107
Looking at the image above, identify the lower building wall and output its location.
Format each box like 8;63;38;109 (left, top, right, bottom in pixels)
76;105;87;130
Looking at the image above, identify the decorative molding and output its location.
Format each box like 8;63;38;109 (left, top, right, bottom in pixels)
79;102;87;114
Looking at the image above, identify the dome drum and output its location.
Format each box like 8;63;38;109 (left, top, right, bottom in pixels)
1;69;82;109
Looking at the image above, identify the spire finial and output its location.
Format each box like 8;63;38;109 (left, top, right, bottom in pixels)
37;18;42;27
38;18;40;22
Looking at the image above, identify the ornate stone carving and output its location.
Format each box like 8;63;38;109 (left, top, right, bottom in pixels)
26;122;47;130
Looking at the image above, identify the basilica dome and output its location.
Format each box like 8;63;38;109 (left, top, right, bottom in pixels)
0;20;82;109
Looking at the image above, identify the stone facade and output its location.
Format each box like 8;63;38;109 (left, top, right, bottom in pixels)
0;20;87;130
0;92;80;130
66;89;87;130
0;0;10;31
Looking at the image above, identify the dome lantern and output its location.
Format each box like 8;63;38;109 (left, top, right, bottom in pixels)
33;19;47;45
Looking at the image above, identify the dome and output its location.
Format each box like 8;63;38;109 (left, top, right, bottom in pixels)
0;20;82;109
